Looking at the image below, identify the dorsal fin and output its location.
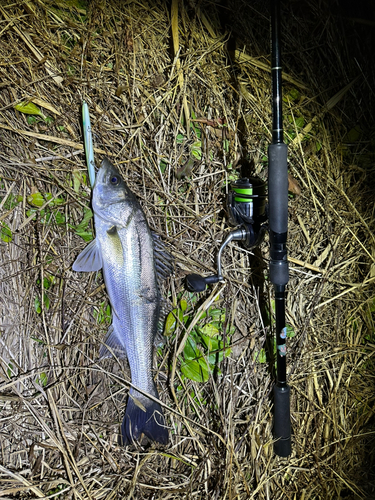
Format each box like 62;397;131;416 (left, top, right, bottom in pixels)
152;232;174;281
151;233;173;343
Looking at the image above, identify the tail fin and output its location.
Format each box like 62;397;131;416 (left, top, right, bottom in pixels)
121;394;168;446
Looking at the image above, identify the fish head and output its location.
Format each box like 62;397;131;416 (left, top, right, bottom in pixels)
92;157;135;223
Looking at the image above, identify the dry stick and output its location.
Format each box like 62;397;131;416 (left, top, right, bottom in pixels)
235;49;309;89
47;392;93;500
315;275;375;309
2;384;79;496
0;6;63;86
0;123;110;155
330;208;375;264
0;464;45;498
171;0;190;137
328;175;375;246
289;77;360;149
291;109;322;228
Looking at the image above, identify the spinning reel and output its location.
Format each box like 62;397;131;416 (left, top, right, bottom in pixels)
186;176;267;293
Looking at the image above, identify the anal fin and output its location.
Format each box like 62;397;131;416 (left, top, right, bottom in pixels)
99;324;127;360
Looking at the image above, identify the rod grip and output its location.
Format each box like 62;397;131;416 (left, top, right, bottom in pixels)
274;384;291;457
268;143;288;234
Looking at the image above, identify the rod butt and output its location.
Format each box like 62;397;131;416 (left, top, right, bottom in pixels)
274;384;291;457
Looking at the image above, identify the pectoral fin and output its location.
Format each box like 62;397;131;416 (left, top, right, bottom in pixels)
72;238;103;272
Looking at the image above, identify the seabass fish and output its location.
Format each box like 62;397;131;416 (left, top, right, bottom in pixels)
73;157;172;445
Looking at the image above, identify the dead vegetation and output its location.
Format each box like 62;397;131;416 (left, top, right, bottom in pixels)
0;0;374;498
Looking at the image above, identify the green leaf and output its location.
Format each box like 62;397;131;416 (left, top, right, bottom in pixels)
191;148;202;160
7;363;13;378
35;296;41;314
254;348;267;363
26;208;37;220
44;193;64;206
180;299;188;312
75;230;93;242
39;372;48;387
176;134;185;144
208;340;231;365
344;126;362;143
1;223;12;243
30;336;45;345
27;192;45;207
288;88;300;101
209;308;225;322
15;101;45;117
51;197;64;206
183;336;201;360
35;294;49;313
27;115;37;125
160;159;168;173
54;211;65;224
75;208;93;232
164;308;183;336
181;358;209;382
191;121;201;139
43;277;52;290
295;116;305;128
286;324;296;338
1;193;22;210
43;293;50;310
40;211;51;224
200;323;220;337
72;170;82;193
94;302;111;324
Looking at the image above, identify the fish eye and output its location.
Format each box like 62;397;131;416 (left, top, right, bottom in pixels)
110;175;120;186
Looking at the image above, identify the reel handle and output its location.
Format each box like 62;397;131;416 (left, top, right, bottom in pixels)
186;273;221;293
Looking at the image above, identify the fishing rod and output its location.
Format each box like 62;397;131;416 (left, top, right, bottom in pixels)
185;0;291;457
268;0;291;458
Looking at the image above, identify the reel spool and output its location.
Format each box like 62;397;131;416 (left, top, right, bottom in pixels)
227;177;266;247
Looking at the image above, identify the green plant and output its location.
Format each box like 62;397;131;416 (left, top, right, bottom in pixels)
165;294;233;382
1;223;12;243
15;101;54;125
26;191;66;227
94;301;111;324
69;208;93;241
34;276;55;314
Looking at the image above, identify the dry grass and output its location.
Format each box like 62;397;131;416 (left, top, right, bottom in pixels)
0;0;374;498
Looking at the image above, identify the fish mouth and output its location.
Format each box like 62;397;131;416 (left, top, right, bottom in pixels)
95;157;121;186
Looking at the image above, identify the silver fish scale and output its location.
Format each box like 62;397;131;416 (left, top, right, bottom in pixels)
95;203;160;399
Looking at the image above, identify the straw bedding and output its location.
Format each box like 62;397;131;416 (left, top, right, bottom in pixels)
0;0;374;498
